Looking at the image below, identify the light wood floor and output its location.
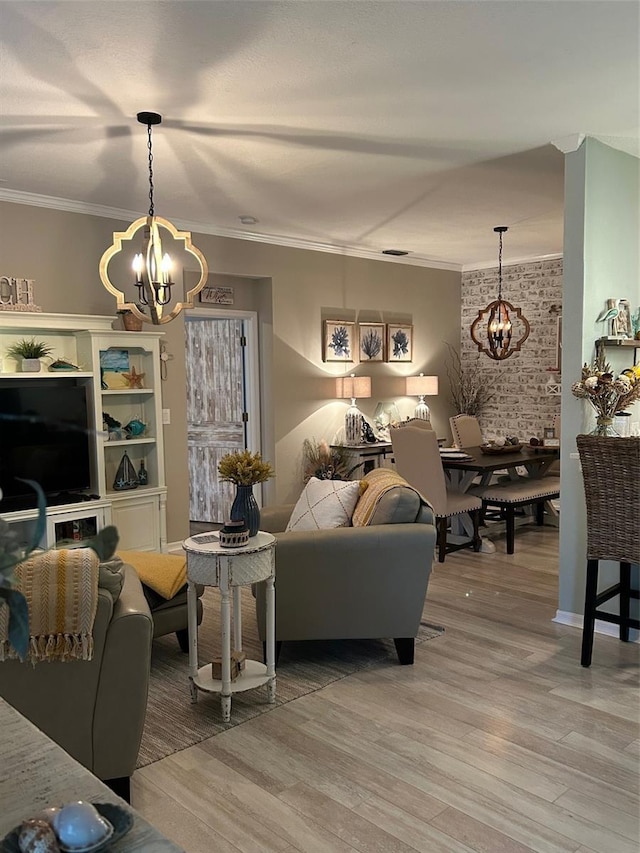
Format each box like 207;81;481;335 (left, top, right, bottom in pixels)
133;526;639;852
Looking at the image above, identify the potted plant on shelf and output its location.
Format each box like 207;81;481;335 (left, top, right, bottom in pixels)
218;450;274;537
6;337;53;372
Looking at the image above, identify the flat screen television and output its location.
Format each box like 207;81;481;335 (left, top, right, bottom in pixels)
0;379;93;511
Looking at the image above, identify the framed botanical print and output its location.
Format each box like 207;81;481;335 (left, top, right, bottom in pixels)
386;323;413;362
358;322;385;362
323;320;355;362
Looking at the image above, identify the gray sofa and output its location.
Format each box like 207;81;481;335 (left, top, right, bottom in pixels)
255;475;437;664
0;563;152;803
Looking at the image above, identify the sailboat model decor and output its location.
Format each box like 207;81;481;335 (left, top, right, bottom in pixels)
113;450;139;491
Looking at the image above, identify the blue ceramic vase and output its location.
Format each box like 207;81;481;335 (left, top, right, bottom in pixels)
230;485;260;537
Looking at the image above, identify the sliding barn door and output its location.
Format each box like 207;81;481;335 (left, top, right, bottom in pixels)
185;317;247;523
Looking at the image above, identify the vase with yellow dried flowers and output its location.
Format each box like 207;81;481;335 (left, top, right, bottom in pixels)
571;352;640;436
218;450;274;536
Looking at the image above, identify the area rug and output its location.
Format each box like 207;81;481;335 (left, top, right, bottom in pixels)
138;588;443;767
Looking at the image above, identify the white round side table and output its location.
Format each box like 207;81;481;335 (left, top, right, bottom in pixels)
182;531;276;722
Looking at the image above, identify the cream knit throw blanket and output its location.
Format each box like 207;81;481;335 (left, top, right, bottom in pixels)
0;548;99;663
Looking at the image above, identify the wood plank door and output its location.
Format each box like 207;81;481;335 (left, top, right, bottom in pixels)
186;317;247;523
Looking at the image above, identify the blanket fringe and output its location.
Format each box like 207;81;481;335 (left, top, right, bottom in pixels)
1;632;94;663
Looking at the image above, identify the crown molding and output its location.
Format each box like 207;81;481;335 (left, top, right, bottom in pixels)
551;133;586;154
0;188;461;272
462;253;563;273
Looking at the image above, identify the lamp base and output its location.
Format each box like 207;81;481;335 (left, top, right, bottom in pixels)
414;400;431;421
345;410;363;446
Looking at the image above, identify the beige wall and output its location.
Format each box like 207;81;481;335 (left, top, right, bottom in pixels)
0;202;461;543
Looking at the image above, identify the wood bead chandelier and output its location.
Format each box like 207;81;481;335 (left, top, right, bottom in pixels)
470;226;530;360
99;112;208;325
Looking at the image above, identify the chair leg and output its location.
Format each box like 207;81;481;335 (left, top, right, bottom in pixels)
620;561;631;642
176;628;189;653
505;507;515;554
104;775;131;804
535;501;545;525
393;637;415;665
471;510;481;552
437;517;447;562
581;559;599;667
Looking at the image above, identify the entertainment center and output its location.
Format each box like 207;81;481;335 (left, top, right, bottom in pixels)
0;312;167;552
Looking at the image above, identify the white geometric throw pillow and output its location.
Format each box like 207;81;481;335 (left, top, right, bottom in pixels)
285;477;362;532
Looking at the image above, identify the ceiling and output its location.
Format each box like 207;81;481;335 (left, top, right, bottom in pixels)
1;1;638;269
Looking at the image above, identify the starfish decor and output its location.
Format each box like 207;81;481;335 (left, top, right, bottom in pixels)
122;366;145;388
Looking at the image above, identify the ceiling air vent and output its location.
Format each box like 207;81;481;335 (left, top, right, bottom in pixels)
382;249;409;256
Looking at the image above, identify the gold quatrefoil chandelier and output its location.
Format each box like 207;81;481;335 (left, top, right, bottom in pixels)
99;112;208;325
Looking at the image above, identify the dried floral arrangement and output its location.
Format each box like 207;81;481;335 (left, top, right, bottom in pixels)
218;450;274;486
302;438;359;482
444;342;498;417
571;353;640;418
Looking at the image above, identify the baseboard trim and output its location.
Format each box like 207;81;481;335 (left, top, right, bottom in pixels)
167;540;185;555
553;610;640;643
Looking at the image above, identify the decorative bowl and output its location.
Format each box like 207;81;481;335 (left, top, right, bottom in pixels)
2;803;133;853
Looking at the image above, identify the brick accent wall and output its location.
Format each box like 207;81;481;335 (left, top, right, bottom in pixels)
460;258;562;442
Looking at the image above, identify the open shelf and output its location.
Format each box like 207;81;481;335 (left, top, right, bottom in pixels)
596;337;639;365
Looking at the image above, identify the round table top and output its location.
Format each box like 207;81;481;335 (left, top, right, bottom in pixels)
182;530;275;557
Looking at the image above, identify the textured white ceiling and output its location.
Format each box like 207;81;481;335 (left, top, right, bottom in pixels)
1;1;638;268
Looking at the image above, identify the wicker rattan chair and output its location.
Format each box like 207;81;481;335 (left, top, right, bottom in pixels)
576;435;640;667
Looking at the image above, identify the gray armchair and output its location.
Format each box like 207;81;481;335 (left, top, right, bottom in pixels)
255;474;436;665
0;563;152;803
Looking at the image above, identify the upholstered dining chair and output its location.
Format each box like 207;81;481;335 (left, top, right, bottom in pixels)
395;417;434;430
576;435;640;667
391;425;482;562
450;414;483;448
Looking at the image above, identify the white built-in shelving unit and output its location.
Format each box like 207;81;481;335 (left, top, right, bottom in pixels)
0;312;167;552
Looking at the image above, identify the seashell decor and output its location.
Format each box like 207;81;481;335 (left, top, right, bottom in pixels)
18;818;60;853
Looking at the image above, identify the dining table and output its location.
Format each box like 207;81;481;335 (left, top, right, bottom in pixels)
439;444;560;553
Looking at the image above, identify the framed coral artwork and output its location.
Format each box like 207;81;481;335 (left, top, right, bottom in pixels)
358;322;385;362
386;323;413;362
323;320;355;362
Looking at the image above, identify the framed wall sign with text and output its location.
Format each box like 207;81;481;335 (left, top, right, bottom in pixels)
199;285;234;305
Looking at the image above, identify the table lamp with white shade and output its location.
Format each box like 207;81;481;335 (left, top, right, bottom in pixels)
406;373;438;421
336;373;371;445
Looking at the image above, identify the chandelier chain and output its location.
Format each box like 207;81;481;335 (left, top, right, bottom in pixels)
147;122;155;217
497;229;503;301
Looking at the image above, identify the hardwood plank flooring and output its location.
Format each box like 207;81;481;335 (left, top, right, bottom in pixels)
133;527;639;852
